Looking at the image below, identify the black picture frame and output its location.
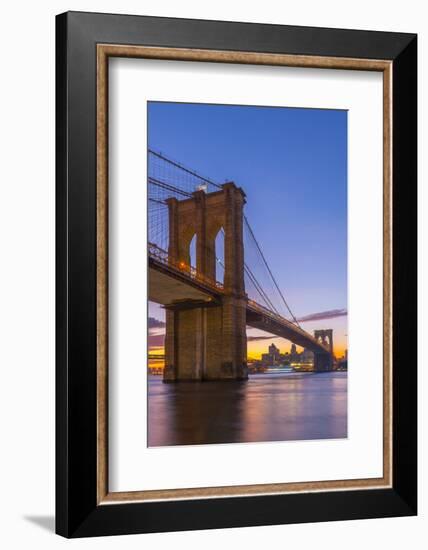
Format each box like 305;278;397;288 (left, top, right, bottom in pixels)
56;11;417;538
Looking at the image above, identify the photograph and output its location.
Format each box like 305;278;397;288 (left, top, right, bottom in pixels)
147;101;348;447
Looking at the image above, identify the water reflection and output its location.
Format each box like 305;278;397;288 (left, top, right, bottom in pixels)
148;372;347;447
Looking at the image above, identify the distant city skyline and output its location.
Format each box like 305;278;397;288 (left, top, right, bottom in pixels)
148;101;347;357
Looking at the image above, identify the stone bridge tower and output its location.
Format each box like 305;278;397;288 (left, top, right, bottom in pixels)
163;182;248;382
313;329;334;371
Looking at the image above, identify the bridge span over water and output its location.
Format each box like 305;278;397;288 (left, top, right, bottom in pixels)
148;151;334;381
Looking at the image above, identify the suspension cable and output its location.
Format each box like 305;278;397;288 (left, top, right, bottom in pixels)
149;148;300;326
244;216;300;327
216;253;279;314
148;176;192;197
149;149;221;189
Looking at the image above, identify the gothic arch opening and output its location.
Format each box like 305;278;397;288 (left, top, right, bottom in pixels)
215;228;225;284
189;233;197;270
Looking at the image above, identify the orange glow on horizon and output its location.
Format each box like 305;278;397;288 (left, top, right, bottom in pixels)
148;346;164;357
149;342;348;361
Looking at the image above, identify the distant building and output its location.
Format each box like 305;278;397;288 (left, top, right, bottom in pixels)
268;343;281;362
261;343;283;365
289;343;299;362
258;343;318;371
337;349;348;371
300;348;314;363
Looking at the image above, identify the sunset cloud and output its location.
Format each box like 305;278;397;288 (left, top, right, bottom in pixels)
148;317;165;328
296;309;347;323
247;335;275;342
148;317;165;348
149;333;165;347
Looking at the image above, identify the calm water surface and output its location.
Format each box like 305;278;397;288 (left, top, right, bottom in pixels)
148;371;347;446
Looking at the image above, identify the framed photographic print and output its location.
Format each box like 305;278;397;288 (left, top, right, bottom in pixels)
56;11;417;537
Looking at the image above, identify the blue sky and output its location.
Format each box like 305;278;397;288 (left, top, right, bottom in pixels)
148;101;348;356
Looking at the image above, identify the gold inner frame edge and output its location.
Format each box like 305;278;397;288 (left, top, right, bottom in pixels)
96;44;393;504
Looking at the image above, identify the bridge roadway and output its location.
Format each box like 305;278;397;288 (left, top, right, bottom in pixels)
148;245;331;356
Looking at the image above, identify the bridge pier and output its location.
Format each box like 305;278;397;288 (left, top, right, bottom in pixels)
313;329;334;372
163;182;248;382
163;297;247;382
313;352;333;372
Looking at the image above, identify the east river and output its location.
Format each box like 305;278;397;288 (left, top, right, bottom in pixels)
148;371;347;447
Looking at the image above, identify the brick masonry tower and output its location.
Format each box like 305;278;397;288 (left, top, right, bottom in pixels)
313;329;334;371
163;182;248;381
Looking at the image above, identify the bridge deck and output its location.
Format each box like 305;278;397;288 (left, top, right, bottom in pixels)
246;301;330;354
149;249;331;356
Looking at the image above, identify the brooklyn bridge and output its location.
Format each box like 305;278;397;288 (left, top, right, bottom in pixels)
148;150;334;382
